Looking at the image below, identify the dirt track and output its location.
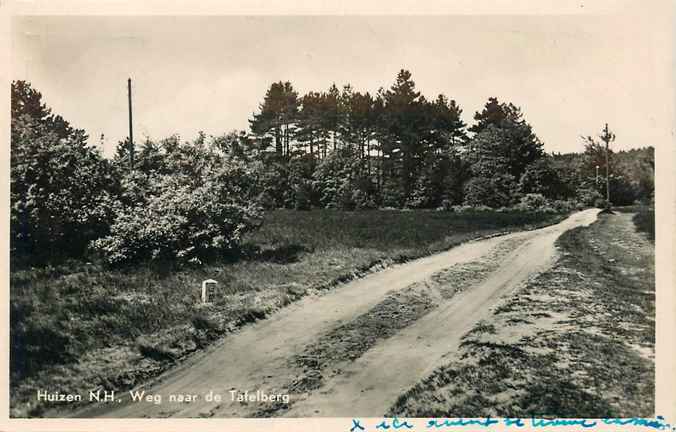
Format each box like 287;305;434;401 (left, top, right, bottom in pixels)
74;209;598;418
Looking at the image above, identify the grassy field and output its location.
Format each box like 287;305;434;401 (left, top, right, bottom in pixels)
388;210;655;417
10;208;567;417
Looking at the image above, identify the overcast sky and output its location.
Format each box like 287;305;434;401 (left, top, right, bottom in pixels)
11;13;671;157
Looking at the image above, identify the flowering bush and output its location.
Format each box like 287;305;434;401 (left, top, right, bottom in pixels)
93;163;262;266
516;193;548;211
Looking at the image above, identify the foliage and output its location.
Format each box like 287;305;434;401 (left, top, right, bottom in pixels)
550;199;581;213
516;193;548;211
11;77;656;272
406;151;461;209
247;70;471;209
249;81;299;156
577;187;604;207
312;146;373;210
551;143;654;207
253;158;295;209
94;137;263;265
519;157;568;200
608;174;638;206
463;126;520;208
10;81;119;265
469;97;545;179
632;207;655;241
463;174;518;208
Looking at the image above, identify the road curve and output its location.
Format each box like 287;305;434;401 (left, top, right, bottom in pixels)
72;209;598;418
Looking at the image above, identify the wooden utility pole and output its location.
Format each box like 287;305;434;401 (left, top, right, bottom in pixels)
604;123;609;203
128;78;134;171
600;123;615;206
596;165;599;184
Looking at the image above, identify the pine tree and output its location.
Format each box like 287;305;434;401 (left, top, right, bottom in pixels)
382;69;423;201
469;97;544;180
297;91;329;159
249;81;299;157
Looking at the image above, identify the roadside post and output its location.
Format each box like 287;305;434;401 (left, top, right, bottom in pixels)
201;279;217;304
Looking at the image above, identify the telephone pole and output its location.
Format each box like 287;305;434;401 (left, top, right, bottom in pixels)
128;78;134;171
600;123;615;207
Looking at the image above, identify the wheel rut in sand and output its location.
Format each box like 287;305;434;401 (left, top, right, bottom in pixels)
283;210;598;417
250;236;536;416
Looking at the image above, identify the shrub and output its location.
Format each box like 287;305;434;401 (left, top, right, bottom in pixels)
519;158;568;199
439;199;454;211
380;177;407;208
293;180;313;210
352;190;377;210
11;82;119;264
516;193;548;211
191;314;221;332
463;174;518;208
336;182;357;210
551;199;579;213
255;160;295;209
609;174;638;206
135;336;176;362
633;207;655;241
451;204;492;213
450;205;465;213
472;205;493;212
92;167;263;266
257;191;277;210
313;147;369;210
578;188;604;207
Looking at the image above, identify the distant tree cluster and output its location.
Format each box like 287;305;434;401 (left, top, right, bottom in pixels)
245;70;554;210
10;73;655;266
551;140;654;208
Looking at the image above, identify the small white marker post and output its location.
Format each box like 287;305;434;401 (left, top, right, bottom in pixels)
201;279;217;304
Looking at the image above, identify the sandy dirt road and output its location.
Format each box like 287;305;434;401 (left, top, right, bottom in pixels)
74;209;598;418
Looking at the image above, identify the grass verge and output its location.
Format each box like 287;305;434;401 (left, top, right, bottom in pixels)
632;208;655;242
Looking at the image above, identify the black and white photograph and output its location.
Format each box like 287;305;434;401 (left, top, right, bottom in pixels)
4;1;675;427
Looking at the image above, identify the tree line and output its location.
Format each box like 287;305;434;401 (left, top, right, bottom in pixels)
241;70;547;210
10;71;654;266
